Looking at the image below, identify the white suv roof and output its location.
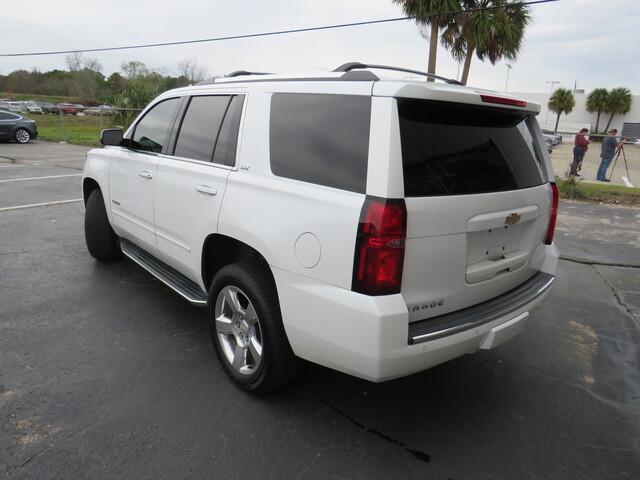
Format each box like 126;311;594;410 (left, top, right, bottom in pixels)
164;62;540;114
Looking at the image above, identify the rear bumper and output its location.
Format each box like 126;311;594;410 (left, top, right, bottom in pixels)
408;272;555;344
273;246;558;382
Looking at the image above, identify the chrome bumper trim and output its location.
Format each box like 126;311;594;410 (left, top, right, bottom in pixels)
408;272;555;345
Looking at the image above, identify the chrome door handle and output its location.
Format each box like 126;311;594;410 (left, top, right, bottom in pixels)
195;185;218;196
138;170;153;179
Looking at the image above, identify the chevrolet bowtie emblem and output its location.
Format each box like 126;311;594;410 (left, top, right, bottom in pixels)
504;213;522;225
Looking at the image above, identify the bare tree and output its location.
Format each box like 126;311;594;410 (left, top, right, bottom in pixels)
65;52;102;73
64;52;103;99
65;52;83;72
178;58;208;84
121;61;149;79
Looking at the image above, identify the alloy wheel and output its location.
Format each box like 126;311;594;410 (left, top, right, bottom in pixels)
214;286;263;375
15;129;30;144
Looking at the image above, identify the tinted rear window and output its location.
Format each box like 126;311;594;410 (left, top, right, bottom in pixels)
398;99;545;197
270;93;371;193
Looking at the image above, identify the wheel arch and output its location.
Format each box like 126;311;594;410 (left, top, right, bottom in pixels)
201;234;277;295
82;177;101;206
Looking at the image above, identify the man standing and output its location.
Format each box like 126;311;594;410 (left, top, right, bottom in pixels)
570;128;590;176
596;129;620;182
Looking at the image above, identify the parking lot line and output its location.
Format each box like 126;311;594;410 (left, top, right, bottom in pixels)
0;198;83;212
0;173;82;183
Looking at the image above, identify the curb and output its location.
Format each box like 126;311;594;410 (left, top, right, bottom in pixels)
559;255;640;269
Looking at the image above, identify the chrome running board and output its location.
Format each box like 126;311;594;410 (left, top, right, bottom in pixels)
120;239;208;307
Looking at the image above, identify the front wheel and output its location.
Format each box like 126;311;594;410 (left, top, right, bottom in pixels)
209;263;301;393
15;128;30;144
84;189;122;261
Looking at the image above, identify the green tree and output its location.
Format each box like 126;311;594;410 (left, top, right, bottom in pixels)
603;87;632;132
548;88;575;133
586;88;609;133
393;0;461;81
441;0;530;85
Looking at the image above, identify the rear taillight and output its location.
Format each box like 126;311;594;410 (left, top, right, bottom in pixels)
352;197;407;296
544;182;559;245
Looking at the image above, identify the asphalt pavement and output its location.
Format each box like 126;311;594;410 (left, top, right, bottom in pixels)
1;142;639;479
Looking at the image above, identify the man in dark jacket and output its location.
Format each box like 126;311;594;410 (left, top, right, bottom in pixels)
597;129;622;182
570;128;590;176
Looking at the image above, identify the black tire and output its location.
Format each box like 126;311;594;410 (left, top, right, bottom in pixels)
84;188;122;261
208;263;301;393
15;128;30;144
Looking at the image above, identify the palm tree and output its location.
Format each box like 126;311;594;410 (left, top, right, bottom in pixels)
441;0;530;85
548;88;575;133
394;0;461;81
585;88;608;133
603;87;632;132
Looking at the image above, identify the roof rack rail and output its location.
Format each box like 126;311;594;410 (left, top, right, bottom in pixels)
225;70;272;78
333;62;463;85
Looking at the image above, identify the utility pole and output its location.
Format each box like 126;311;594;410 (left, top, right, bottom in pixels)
544;80;560;125
505;64;513;92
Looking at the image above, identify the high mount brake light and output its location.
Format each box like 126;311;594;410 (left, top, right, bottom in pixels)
544;182;559;245
352;197;407;296
480;94;527;108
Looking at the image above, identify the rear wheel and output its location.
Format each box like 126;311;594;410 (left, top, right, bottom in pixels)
84;189;121;261
209;263;301;393
15;128;30;144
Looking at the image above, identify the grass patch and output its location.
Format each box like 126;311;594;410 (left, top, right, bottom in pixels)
35;114;119;146
1;92;82;105
557;178;640;205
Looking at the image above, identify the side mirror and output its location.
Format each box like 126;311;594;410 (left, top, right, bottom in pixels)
101;128;123;146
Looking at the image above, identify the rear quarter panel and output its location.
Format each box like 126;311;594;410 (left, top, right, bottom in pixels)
217;90;365;289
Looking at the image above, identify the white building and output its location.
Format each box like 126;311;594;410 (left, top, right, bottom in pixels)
513;91;640;137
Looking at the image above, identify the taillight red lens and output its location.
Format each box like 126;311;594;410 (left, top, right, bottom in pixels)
352;197;407;295
480;94;527;108
544;182;559;245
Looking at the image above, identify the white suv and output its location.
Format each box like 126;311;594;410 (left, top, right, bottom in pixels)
83;63;558;392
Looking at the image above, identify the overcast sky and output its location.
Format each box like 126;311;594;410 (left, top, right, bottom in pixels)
2;0;638;93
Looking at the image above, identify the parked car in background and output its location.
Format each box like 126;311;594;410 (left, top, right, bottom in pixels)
543;134;554;153
85;104;115;116
37;102;59;114
25;101;44;114
57;103;82;115
0;110;37;143
7;101;27;113
542;130;562;145
0;101;10;111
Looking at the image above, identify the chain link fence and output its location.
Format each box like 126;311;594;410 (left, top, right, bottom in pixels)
0;103;143;146
50;106;143;146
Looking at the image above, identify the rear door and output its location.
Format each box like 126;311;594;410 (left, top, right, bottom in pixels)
109;97;181;252
394;98;552;321
153;94;244;283
0;111;19;140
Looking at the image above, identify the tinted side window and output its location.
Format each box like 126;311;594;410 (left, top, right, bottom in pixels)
212;95;244;166
132;98;180;153
0;112;18;120
174;95;231;162
270;93;371;193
